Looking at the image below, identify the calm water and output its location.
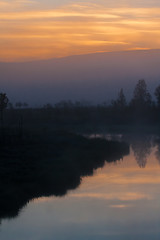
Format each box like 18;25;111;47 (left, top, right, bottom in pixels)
1;135;160;240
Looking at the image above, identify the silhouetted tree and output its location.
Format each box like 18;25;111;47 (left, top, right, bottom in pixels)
0;93;9;128
8;102;13;109
43;103;53;109
155;85;160;107
130;79;152;109
112;88;127;109
55;100;74;109
15;102;22;108
23;102;28;108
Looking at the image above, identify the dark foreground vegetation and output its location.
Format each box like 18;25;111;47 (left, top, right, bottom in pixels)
0;131;129;222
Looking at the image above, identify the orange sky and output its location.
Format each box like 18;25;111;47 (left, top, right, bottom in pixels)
1;2;160;62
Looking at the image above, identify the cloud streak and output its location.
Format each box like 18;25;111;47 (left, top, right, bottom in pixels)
69;192;152;201
1;3;160;61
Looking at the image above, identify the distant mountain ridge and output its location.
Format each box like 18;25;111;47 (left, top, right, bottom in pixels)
0;50;160;106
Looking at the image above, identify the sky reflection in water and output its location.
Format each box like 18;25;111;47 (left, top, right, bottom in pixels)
1;135;160;240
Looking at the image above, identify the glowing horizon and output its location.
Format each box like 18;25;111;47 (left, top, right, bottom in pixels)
1;1;160;62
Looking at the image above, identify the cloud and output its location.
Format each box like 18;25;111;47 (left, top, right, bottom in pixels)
0;0;37;11
109;204;131;208
0;3;160;61
69;192;152;201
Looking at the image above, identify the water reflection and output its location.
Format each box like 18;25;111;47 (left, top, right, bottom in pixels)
88;133;160;168
1;133;160;240
0;132;129;222
131;135;152;168
155;138;160;164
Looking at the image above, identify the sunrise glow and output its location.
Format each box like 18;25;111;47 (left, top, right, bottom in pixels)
1;1;160;61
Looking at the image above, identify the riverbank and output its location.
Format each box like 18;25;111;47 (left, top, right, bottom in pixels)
0;130;129;221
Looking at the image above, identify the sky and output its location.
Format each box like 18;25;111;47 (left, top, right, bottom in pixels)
1;0;160;62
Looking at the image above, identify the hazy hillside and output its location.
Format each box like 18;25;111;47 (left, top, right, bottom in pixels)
0;50;160;106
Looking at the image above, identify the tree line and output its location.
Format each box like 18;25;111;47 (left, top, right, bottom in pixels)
1;79;160;110
43;79;160;110
112;79;160;110
1;79;160;130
